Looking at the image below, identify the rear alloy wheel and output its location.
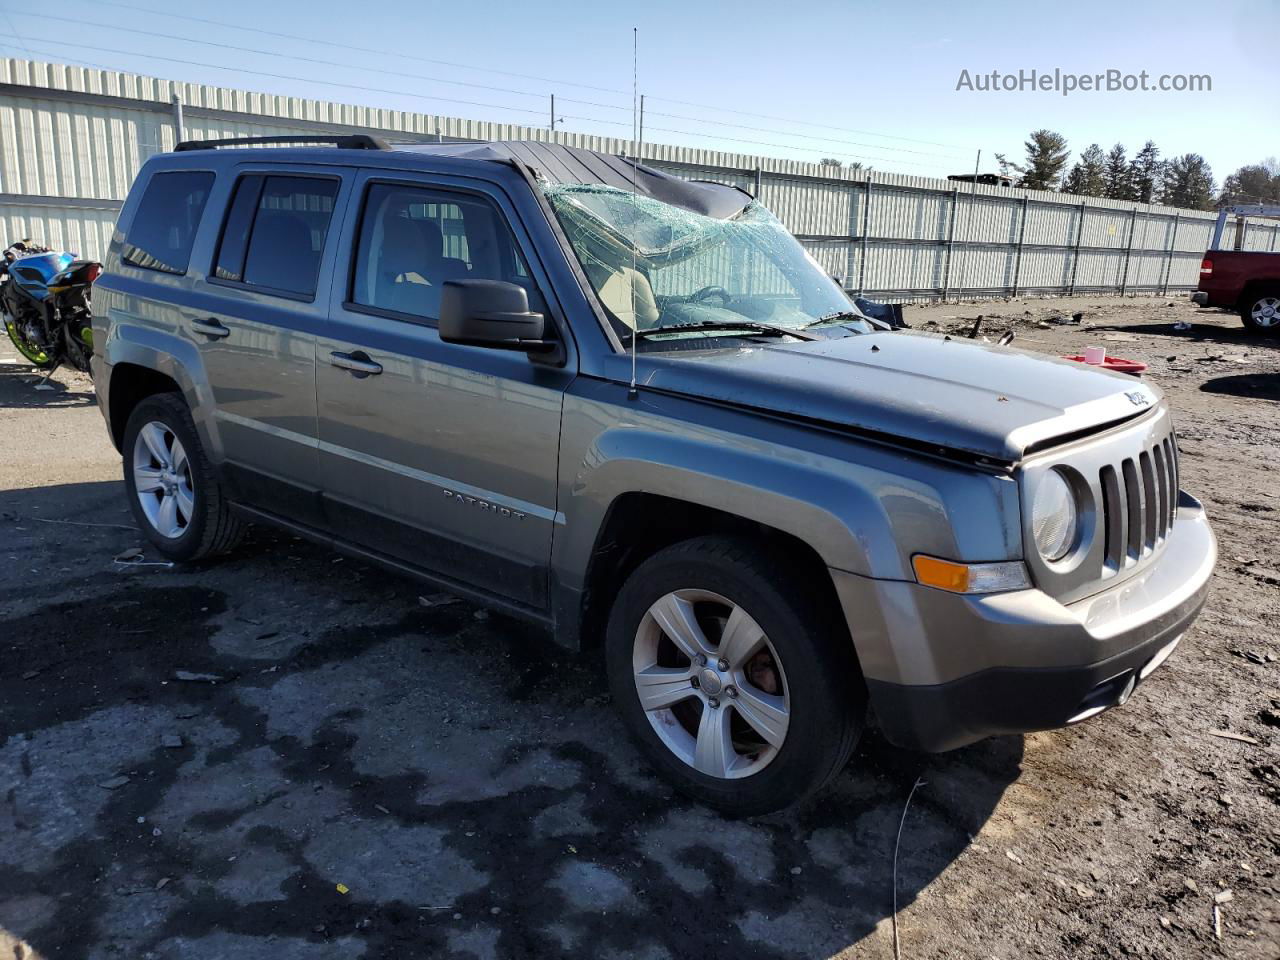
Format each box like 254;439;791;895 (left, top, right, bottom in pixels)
606;536;864;816
122;393;244;562
132;422;196;539
1241;289;1280;334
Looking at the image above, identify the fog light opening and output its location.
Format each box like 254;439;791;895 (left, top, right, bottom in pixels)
1067;669;1136;724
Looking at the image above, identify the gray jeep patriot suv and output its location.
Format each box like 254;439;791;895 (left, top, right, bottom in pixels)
92;136;1216;814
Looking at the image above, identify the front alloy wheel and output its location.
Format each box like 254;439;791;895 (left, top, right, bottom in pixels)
606;536;865;816
634;589;790;779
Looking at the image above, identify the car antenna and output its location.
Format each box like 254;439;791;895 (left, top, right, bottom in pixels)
628;26;640;402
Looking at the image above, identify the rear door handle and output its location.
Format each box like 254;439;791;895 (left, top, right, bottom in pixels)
328;351;383;376
191;318;230;339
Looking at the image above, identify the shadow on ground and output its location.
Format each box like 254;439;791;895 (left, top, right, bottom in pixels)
1092;317;1278;350
0;361;97;409
0;481;1023;960
1200;372;1280;403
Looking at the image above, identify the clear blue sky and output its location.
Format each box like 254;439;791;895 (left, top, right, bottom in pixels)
0;0;1271;186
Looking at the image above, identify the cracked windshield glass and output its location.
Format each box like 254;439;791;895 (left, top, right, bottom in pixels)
545;183;870;346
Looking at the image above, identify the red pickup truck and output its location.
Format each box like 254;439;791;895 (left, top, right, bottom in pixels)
1193;251;1280;333
1192;205;1280;333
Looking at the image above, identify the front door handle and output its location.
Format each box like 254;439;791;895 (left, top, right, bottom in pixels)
191;318;230;339
328;351;383;377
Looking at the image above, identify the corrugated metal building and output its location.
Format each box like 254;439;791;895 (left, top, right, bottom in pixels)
2;57;1274;301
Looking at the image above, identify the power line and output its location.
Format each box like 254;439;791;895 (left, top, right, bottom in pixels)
82;0;631;97
3;36;559;120
11;12;965;162
63;0;973;152
5;11;554;104
0;38;957;173
645;94;963;150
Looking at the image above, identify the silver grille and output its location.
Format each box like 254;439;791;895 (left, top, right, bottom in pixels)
1019;405;1181;604
1099;430;1178;574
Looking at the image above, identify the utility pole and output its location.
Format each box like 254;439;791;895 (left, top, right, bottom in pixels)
639;94;645;146
550;94;556;133
171;93;184;145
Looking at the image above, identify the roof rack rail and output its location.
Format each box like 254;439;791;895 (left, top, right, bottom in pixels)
173;134;392;152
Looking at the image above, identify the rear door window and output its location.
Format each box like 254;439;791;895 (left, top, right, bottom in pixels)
122;170;215;275
213;174;340;298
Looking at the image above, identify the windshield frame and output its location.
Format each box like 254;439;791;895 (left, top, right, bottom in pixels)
542;181;869;352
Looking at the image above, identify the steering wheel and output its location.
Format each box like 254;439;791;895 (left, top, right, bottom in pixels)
689;285;732;306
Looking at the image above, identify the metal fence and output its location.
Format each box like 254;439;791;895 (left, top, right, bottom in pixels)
2;57;1276;302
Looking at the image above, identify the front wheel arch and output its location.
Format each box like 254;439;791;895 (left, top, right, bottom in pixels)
575;492;853;660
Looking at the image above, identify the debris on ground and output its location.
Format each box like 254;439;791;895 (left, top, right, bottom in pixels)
173;670;224;683
1208;729;1260;745
418;593;461;608
97;776;130;790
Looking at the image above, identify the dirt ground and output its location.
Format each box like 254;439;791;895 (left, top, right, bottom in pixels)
0;295;1276;960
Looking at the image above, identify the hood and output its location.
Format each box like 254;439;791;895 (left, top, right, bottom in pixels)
632;331;1162;464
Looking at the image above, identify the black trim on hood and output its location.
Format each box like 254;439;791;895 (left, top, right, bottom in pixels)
607;377;1020;473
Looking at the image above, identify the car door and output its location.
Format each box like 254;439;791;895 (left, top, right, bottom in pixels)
191;167;352;523
316;171;574;610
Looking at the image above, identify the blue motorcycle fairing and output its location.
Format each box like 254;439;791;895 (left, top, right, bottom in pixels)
5;251;75;301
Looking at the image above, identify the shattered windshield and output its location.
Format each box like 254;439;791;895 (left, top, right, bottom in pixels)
544;183;870;346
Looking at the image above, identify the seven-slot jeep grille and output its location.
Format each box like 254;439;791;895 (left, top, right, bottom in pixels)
1098;428;1178;575
1021;405;1182;604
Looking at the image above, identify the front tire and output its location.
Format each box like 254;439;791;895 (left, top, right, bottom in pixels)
122;393;244;562
605;535;865;816
1240;287;1280;334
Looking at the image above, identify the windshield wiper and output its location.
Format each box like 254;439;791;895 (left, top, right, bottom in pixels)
803;310;882;330
631;321;819;342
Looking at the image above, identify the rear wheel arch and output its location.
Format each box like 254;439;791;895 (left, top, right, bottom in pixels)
106;364;184;450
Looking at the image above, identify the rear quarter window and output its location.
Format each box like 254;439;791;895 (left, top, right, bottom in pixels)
122;170;215;275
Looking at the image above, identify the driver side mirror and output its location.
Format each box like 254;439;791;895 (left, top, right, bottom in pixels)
438;279;561;362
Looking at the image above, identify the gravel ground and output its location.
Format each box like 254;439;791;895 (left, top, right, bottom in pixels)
0;295;1276;960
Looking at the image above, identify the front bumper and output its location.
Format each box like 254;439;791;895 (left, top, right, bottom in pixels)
833;493;1216;752
1190;291;1209;306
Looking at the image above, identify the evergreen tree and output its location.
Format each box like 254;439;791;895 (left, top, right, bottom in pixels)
1129;141;1163;204
1160;154;1217;210
1062;144;1107;197
999;130;1070;191
1219;159;1280;204
1103;144;1135;200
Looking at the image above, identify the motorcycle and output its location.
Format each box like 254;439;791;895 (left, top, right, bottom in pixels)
1;239;102;372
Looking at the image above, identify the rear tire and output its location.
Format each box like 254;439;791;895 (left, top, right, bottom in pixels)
605;535;865;816
122;393;244;562
1240;287;1280;334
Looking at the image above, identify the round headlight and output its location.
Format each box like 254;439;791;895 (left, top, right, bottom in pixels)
1032;470;1078;562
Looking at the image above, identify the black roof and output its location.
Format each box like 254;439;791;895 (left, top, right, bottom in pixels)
399;141;754;219
170;136;754;220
